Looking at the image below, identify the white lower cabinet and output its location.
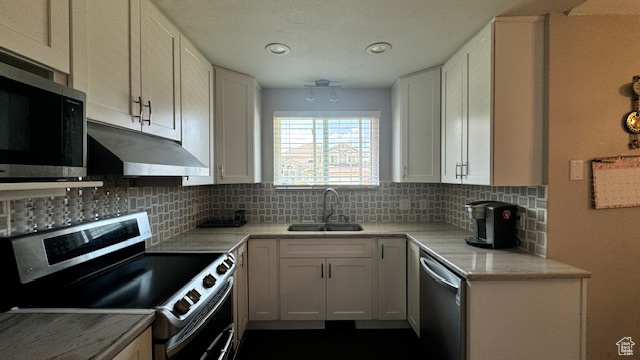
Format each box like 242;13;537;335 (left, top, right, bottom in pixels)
232;242;248;347
377;238;406;320
280;258;326;321
279;238;373;321
247;239;279;321
112;327;152;360
406;241;420;336
466;278;587;360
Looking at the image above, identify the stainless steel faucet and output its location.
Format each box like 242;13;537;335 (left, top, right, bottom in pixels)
322;187;340;223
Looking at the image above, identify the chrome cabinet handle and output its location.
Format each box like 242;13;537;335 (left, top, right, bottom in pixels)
133;96;143;122
403;165;407;178
220;164;225;180
455;162;461;179
142;100;152;124
461;162;468;178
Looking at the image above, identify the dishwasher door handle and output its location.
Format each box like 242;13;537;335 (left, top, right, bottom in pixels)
420;257;458;293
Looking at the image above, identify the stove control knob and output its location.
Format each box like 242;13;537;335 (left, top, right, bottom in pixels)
187;289;201;303
217;264;228;275
173;297;191;315
203;274;216;288
224;258;234;267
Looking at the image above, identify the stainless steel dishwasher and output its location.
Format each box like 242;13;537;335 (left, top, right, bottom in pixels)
420;250;466;360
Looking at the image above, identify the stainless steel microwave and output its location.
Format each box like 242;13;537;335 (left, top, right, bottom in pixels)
0;62;86;178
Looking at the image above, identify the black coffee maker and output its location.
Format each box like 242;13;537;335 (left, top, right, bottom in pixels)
465;201;518;248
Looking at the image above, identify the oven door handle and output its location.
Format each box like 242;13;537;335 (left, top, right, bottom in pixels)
165;277;234;358
216;325;234;360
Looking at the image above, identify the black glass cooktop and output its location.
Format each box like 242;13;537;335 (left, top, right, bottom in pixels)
22;253;221;309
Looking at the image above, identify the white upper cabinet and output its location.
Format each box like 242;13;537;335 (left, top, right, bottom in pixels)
441;17;545;186
392;67;441;183
0;0;70;73
215;67;262;184
180;36;214;186
71;0;181;141
139;0;181;140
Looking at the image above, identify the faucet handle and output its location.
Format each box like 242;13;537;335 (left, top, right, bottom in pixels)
339;214;350;223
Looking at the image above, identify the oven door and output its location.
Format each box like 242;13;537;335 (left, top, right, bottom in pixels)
156;278;234;360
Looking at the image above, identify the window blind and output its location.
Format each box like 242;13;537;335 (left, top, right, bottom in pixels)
274;113;380;187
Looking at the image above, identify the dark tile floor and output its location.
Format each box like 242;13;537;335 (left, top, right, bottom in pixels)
235;322;426;360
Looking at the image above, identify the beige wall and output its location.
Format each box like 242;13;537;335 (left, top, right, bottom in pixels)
548;13;640;359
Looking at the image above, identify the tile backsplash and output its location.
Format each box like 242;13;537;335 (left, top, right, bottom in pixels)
210;182;444;223
0;180;547;256
441;184;547;256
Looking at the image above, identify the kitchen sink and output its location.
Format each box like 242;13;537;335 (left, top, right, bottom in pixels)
287;223;364;231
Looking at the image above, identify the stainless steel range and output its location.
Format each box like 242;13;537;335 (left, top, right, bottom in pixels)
0;211;236;360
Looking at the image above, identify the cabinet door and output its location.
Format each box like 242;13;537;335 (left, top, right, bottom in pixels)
70;0;141;131
233;243;248;346
112;327;152;360
441;52;464;184
215;68;260;184
407;241;420;336
327;258;373;320
139;0;181;140
467;279;586;360
180;36;213;186
0;0;70;73
377;239;406;320
248;239;279;321
394;69;441;183
462;23;492;185
280;258;326;321
391;82;403;182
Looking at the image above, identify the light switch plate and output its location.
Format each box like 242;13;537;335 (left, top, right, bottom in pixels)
570;160;584;181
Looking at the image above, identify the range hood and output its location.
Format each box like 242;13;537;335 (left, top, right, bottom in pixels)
87;122;209;177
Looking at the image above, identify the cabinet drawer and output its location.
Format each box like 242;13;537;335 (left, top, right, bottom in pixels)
280;238;373;258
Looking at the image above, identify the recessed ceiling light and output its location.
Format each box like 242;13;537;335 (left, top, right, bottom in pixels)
366;42;392;55
265;43;290;56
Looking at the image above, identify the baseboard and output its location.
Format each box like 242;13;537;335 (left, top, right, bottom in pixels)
355;320;411;329
246;320;325;330
246;320;411;330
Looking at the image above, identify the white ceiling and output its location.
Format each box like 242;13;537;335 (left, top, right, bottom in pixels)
151;0;587;88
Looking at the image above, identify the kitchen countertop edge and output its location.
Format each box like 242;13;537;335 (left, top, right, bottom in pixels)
148;222;591;281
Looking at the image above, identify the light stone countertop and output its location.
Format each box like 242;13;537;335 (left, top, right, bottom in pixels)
148;222;591;281
0;310;155;360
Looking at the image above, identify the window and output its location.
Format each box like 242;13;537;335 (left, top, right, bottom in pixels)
274;111;380;187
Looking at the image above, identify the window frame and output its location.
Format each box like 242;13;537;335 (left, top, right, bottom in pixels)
273;111;381;189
